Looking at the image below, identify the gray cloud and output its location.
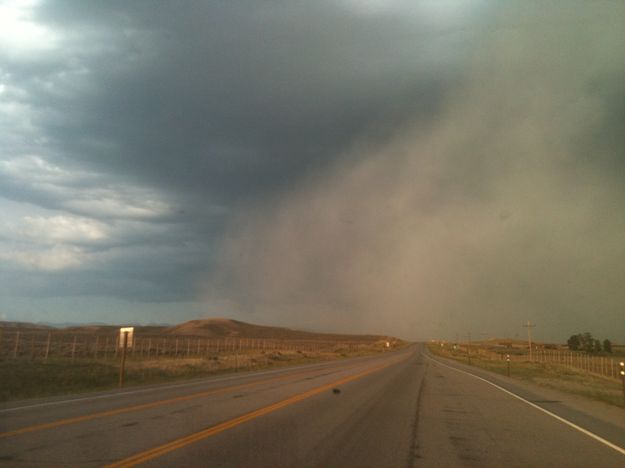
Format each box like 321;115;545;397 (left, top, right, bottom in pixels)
22;1;458;201
0;1;623;341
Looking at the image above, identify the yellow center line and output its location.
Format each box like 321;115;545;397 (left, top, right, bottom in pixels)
105;356;405;468
0;365;336;439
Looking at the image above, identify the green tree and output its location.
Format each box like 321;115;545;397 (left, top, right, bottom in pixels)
603;339;612;353
581;332;594;353
567;334;580;351
593;339;602;353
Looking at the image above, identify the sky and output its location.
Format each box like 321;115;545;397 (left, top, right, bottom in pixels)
0;0;623;342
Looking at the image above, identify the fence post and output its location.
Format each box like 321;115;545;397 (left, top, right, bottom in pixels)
44;332;51;363
620;362;625;405
187;338;190;357
579;353;582;370
71;336;77;362
94;336;99;359
12;331;20;359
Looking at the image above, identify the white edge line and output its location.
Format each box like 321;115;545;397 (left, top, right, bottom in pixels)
424;354;625;456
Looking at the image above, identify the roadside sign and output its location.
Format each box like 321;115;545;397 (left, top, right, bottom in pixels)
119;327;134;348
118;327;133;388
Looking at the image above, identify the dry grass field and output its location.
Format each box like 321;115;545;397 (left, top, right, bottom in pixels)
428;343;624;409
0;319;405;402
0;346;401;402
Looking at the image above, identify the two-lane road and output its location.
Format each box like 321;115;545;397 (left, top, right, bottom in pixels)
1;345;624;467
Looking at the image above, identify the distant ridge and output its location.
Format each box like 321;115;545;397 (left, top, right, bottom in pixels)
0;318;395;342
0;321;53;330
163;318;389;341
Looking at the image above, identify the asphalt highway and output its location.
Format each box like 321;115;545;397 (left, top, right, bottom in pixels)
1;345;624;467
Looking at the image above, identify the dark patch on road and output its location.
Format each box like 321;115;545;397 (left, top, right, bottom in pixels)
443;407;468;414
332;388;341;394
24;443;52;452
232;394;245;398
407;354;427;467
121;421;138;427
0;455;14;461
170;404;202;415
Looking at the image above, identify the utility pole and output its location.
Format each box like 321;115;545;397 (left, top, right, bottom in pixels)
523;321;536;362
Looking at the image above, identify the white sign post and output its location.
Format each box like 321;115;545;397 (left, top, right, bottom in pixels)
118;327;134;387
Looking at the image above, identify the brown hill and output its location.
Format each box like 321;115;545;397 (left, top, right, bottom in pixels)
163;318;390;342
0;321;53;331
0;319;395;342
0;322;169;336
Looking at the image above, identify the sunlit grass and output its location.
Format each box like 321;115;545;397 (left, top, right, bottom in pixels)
428;344;624;409
0;345;400;402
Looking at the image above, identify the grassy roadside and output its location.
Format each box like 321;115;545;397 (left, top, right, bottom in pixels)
0;345;404;402
427;344;625;409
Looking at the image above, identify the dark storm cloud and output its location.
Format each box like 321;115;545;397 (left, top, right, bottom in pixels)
24;1;454;203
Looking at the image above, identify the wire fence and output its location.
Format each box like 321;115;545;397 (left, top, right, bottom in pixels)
0;330;382;363
453;344;623;380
